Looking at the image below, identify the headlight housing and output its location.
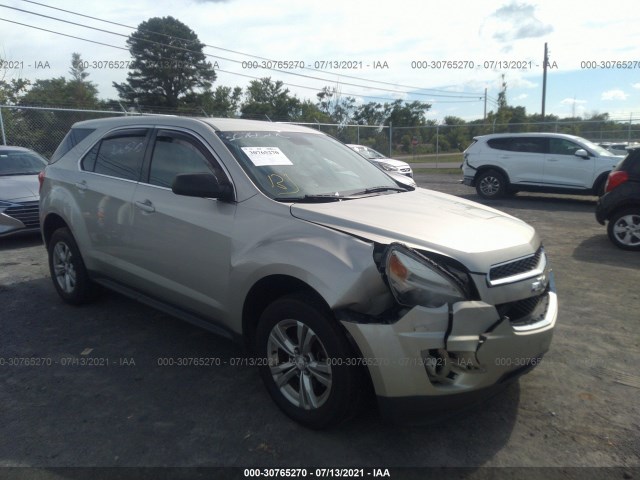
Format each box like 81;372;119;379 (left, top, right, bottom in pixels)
377;162;399;172
383;244;468;308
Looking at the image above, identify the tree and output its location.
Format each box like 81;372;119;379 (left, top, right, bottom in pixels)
183;85;243;117
240;77;301;121
316;86;356;125
0;78;30;105
114;16;216;110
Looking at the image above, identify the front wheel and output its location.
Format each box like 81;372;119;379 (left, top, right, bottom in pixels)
255;293;364;429
607;208;640;251
475;170;507;199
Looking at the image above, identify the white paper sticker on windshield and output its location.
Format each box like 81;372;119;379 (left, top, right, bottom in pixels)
241;147;293;166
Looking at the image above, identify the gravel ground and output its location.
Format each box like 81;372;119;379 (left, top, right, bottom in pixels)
0;173;638;479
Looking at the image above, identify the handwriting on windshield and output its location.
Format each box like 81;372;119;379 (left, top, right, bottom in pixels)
267;173;299;194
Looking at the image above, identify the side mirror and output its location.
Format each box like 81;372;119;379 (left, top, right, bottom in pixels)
172;173;234;201
574;149;590;159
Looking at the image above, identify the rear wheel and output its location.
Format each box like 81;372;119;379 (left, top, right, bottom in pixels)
48;228;97;304
607;208;640;251
475;170;507;199
255;293;364;429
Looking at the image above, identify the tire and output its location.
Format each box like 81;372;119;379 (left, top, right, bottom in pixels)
48;227;97;304
607;208;640;251
255;293;364;429
475;169;507;199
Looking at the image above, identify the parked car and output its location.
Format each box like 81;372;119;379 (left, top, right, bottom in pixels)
599;142;639;156
596;147;640;250
0;146;48;237
40;116;557;428
347;144;414;178
462;133;624;199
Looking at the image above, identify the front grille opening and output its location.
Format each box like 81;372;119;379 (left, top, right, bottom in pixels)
496;289;550;328
5;201;40;228
489;247;543;282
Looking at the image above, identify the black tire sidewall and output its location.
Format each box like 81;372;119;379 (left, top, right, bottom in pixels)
255;294;361;429
476;170;506;199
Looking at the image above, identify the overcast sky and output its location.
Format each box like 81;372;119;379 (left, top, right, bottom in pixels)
2;0;640;121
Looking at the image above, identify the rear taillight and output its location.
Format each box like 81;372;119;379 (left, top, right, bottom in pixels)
605;170;629;193
38;170;45;193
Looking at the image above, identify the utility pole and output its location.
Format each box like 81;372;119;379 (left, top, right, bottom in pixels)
541;43;548;122
483;87;487;120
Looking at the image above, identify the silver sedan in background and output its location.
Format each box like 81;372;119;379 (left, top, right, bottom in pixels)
0;146;47;237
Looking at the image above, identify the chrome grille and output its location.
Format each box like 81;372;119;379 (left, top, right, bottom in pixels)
5;201;40;228
488;247;544;286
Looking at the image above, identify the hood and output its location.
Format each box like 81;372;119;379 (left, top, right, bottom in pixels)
290;188;538;273
0;174;40;202
372;158;410;168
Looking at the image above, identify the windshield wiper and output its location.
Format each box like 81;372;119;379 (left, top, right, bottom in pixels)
346;186;407;196
274;193;346;203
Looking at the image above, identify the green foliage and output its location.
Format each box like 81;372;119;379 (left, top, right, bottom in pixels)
0;78;30;105
113;16;216;109
183;85;243;117
240;77;304;121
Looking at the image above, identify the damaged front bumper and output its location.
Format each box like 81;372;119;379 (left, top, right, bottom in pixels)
340;273;557;420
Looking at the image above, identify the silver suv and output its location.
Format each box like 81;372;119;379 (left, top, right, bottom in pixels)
462;133;624;199
40;116;557;428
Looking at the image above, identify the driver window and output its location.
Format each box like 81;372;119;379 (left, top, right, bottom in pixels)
148;131;224;188
549;139;582;156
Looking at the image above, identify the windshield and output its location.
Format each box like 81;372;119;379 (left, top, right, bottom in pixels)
354;146;386;160
580;138;616;156
0;150;48;176
217;131;401;201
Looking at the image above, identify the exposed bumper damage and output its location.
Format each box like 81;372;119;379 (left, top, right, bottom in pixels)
340;273;557;414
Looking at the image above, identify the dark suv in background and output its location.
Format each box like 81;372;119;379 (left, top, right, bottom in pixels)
596;147;640;250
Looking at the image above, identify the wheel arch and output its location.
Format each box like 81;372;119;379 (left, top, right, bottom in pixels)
241;275;371;373
592;171;611;196
42;213;70;248
474;165;511;184
607;200;640;221
242;275;328;350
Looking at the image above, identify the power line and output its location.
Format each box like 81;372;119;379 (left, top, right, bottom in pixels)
16;0;483;99
0;16;483;108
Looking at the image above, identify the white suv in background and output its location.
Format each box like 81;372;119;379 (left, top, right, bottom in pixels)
462;133;624;199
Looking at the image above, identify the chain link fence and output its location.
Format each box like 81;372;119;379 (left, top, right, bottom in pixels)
2;104;640;159
0;105;128;158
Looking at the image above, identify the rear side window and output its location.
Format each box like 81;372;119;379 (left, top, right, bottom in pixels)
81;129;148;181
487;137;547;153
50;128;95;163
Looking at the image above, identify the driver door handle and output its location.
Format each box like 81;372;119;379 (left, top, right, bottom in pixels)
135;199;156;213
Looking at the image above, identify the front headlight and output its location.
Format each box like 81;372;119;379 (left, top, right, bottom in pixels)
378;162;399;172
383;244;468;308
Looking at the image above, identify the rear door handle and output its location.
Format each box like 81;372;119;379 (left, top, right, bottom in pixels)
74;180;88;191
135;199;155;213
547;158;559;162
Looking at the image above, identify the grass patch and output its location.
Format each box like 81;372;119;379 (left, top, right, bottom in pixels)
413;168;462;175
402;153;464;164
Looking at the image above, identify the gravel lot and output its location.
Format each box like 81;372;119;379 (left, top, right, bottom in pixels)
0;173;638;478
